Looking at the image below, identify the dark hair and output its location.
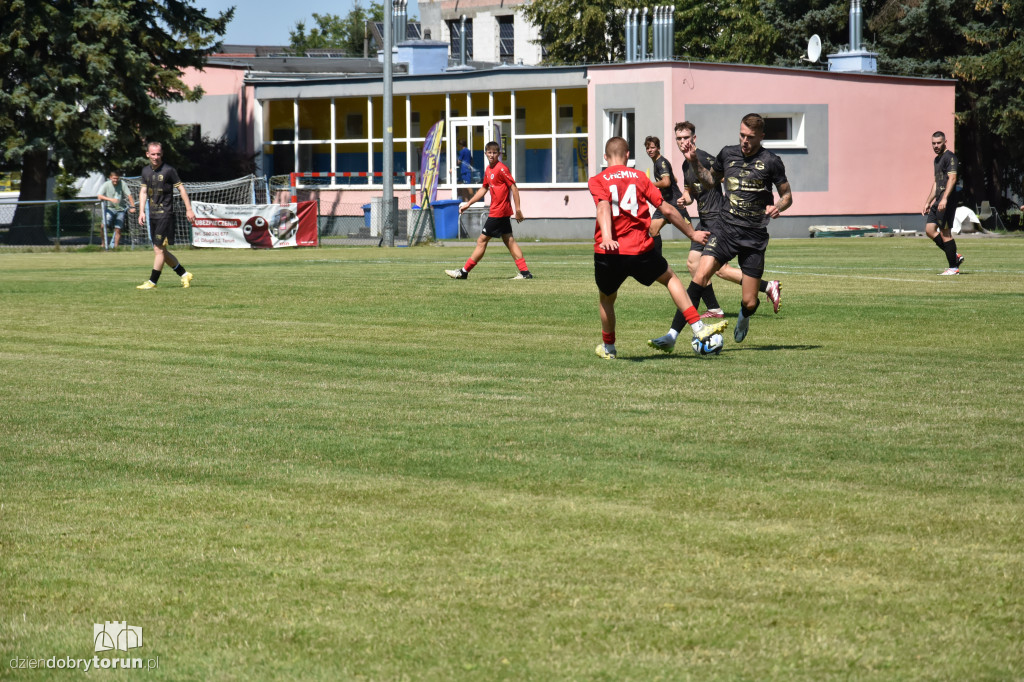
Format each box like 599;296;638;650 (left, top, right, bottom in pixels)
459;139;467;146
741;113;765;134
674;121;696;135
933;131;946;139
485;141;500;151
644;136;660;149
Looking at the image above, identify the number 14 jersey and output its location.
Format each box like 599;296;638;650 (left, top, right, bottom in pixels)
588;165;664;255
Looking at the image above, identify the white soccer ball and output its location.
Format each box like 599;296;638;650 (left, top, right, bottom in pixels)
691;333;724;356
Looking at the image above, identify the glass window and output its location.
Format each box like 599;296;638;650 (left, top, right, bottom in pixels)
447;19;473;60
515;90;551;135
556;89;587;135
498;16;514;64
298;99;331;140
556;138;587;183
266;100;295;141
762;113;805;149
606;110;635;162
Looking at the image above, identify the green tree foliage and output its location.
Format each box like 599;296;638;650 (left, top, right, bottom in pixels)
288;5;385;58
764;0;1024;209
676;0;779;64
0;0;231;244
521;0;624;64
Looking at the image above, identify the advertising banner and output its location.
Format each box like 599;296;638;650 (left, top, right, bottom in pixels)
191;201;318;248
419;121;444;206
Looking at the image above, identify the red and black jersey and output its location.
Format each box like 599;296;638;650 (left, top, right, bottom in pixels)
483;161;516;218
588;165;664;255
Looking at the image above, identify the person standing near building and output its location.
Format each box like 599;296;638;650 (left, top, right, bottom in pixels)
590;137;726;360
136;141;195;289
922;131;964;275
644;135;683;249
650;113;791;349
457;139;473;201
97;170;135;250
445;141;533;280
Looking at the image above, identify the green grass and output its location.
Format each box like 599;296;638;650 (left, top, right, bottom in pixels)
2;237;1023;680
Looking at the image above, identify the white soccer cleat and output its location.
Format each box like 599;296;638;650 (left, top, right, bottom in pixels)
647;334;676;353
938;267;959;276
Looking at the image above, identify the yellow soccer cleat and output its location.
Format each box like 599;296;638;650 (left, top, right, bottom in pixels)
695;319;728;342
181;272;194;288
136;281;156;290
595;344;616;360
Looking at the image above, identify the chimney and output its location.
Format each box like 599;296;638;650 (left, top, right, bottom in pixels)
640;7;648;61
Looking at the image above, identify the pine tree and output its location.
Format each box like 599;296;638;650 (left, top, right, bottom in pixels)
0;0;232;244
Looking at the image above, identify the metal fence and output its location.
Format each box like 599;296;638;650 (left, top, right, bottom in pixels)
0;199;150;250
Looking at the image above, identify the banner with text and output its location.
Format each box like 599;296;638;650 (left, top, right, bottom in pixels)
419;121;444;207
191;201;318;248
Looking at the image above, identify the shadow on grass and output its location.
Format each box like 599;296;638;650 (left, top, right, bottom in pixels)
622;343;822;361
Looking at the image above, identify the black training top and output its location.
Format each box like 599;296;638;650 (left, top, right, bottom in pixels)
652;155;682;206
933;149;959;204
713;145;788;232
682;148;726;224
141;162;183;217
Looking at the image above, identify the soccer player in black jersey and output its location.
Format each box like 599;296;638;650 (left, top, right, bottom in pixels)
650;114;791;349
643;136;685;248
922;131;964;275
648;122;782;351
136;142;196;289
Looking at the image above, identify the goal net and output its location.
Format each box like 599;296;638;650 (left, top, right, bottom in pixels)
120;175;269;248
270;172;428;246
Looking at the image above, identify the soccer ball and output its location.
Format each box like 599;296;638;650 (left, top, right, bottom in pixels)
691;333;724;356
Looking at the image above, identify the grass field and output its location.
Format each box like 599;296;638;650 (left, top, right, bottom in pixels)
2;236;1023;680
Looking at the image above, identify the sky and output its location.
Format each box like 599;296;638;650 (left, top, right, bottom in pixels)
198;0;420;47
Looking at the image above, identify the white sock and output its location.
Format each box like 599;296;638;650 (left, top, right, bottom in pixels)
690;320;705;336
665;328;679;341
604;343;616;354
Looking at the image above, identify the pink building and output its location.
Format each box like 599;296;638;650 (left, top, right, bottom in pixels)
173;52;955;238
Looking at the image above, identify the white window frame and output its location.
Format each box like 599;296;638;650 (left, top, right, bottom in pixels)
761;112;806;150
604;109;636;167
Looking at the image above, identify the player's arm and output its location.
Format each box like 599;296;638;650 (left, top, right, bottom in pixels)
651;165;670;189
660;201;707;243
938;171;956;212
137;185;147;225
692;154;719;192
510;183;524;223
923;180;938;215
97;191;115;204
177;183;195;224
766;181;793;219
596;200;618;252
460;186;487;213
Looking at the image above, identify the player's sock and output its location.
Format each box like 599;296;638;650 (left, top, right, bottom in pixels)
686;280;706;309
462;258;477;273
741;300;760;318
664;328;680;342
703;284;720;311
758;280;769;293
670;310;686;334
943;239;959;267
602;331;615;345
514;257;529;274
150;269;161;283
172;264;186;277
932;235;946;252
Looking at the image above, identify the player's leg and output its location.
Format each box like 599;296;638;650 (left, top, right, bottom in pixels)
596;290;618;359
937;204;962;273
446;232;491;279
717;262;781;313
594;252;626;359
733;247;766;343
138;243;165;289
502;233;533;279
162;249;193;287
686;241;723;317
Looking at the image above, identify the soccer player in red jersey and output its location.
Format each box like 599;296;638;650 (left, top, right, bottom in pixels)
445;141;533;280
590;137;727;359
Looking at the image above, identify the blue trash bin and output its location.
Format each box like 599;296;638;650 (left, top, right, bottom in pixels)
432;199;462;239
361;203;372;229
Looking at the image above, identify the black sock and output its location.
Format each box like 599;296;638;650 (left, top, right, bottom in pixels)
932;234;946;250
741;300;760;317
150;269;161;283
172;264;186;277
671;309;687;334
686;281;705;309
703;284;720;311
758;279;768;293
944;239;959;267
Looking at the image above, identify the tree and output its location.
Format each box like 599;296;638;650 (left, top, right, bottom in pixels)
0;1;232;244
289;5;385;58
522;0;773;66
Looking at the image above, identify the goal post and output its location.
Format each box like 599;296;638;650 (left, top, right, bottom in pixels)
121;174;269;248
282;172;432;245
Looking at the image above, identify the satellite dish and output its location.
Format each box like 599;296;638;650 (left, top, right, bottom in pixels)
804;34;822;63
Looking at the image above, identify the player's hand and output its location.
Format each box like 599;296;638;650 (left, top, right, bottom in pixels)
681;139;697;162
514;209;524;223
679;188;694;206
185;209;196;224
649;224;661;238
599;239;619;252
138;212;146;226
692;230;709;245
937;199;946;212
765;204;781;219
458;202;468;214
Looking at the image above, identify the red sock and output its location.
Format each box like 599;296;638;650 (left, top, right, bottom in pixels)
515;257;528;272
602;331;615;344
682;306;700;326
463;258;477;272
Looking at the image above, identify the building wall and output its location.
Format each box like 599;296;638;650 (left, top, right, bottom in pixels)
175;67;253;153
